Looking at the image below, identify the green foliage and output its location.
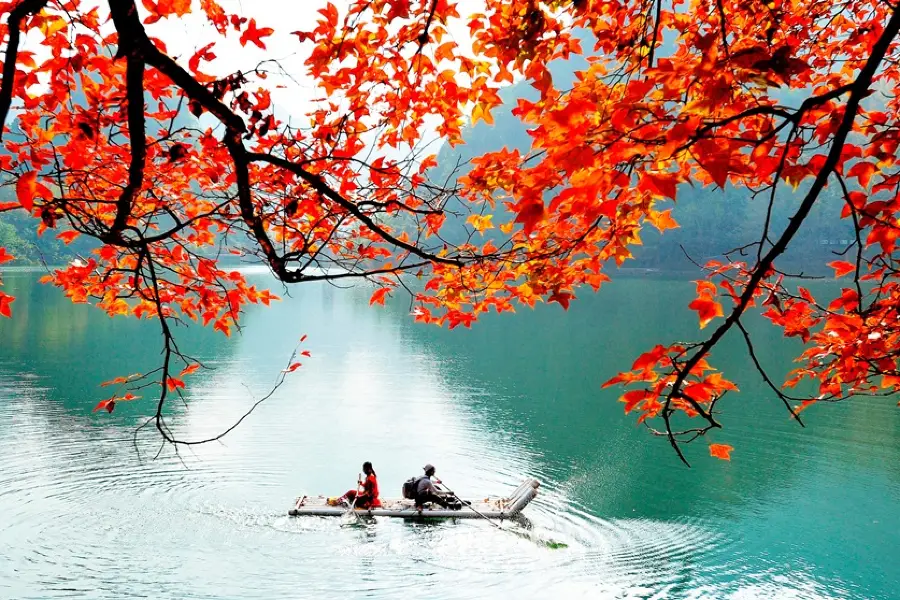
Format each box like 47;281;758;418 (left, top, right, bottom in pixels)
0;204;98;266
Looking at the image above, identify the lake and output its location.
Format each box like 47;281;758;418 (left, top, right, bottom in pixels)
1;269;898;599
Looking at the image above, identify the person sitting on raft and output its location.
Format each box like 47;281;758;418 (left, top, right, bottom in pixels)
334;461;381;509
415;464;461;510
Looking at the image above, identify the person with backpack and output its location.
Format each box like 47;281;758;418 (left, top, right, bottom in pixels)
413;464;460;510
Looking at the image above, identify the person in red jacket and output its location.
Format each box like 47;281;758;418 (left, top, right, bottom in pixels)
339;461;381;509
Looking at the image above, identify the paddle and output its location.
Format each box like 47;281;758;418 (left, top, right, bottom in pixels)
340;473;364;524
437;481;569;549
435;482;503;529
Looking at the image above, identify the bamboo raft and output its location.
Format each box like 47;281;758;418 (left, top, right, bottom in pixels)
288;478;540;519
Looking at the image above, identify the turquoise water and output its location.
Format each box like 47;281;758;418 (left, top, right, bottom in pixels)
0;269;897;599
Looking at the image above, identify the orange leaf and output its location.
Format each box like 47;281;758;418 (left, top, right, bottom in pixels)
240;18;274;49
847;161;877;189
709;444;733;461
700;156;730;188
648;208;679;233
213;319;231;336
688;297;724;329
434;41;457;62
602;372;632;388
548;290;573;310
597;200;618;219
0;292;13;318
93;398;115;414
180;363;200;377
0;248;14;264
514;201;545;235
643;172;678;201
16;172;37;212
166;377;186;392
471;102;494;126
631;344;667;371
867;225;900;253
620;389;649;413
56;230;80;245
794;399;817;414
189;42;216;75
827;260;855;278
100;376;130;387
425;212;446;235
466;214;494;232
369;287;391;306
385;0;411;20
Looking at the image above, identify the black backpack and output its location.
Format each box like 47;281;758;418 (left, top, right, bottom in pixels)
402;476;422;499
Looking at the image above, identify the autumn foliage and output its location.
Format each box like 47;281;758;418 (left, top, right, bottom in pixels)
2;0;900;461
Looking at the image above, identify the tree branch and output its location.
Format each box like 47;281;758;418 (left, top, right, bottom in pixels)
664;5;900;464
0;0;50;141
248;151;464;267
112;56;146;234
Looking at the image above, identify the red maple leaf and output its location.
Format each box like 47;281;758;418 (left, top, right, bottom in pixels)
709;444;733;461
0;292;13;318
240;18;274;49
